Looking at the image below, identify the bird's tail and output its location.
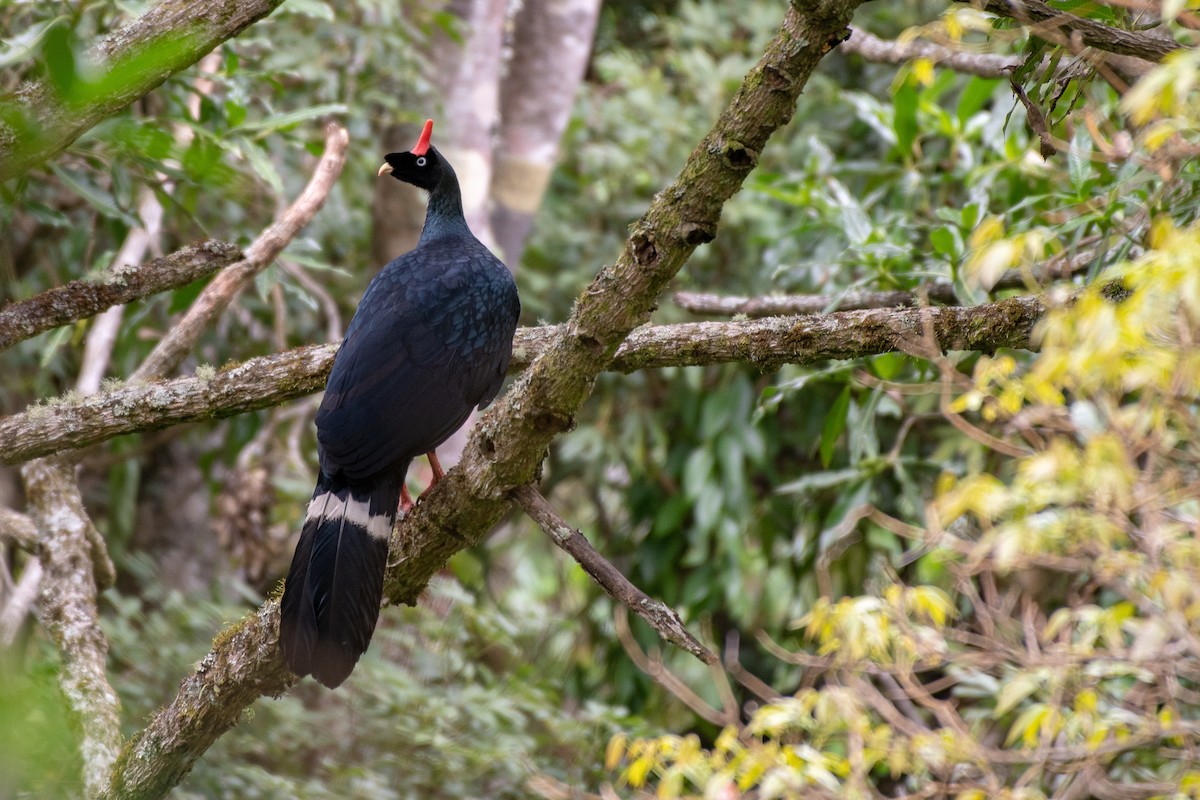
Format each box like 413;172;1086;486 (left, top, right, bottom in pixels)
279;472;399;688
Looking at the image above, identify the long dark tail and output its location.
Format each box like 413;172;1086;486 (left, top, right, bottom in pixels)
279;472;399;688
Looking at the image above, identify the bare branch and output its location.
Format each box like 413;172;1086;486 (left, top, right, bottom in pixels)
103;5;866;795
0;296;1046;466
0;0;288;181
842;26;1021;77
514;485;716;665
22;458;121;799
131;123;349;382
0;241;240;353
960;0;1182;61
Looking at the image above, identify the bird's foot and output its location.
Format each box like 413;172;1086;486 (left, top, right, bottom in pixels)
400;484;415;514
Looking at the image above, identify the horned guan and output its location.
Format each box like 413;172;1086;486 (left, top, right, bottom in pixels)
279;119;520;688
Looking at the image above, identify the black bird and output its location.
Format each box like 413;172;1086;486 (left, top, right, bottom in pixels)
279;119;520;688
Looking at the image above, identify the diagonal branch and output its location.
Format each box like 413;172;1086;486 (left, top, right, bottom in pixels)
0;241;241;353
0;0;289;181
103;4;866;796
514;485;716;665
131;123;349;381
0;295;1046;466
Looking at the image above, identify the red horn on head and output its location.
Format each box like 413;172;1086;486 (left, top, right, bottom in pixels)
411;119;433;156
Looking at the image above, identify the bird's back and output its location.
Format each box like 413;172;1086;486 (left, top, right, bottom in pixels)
315;235;519;484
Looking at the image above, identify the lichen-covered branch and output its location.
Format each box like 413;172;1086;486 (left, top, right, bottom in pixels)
0;242;241;353
0;296;1047;466
103;4;867;796
0;0;287;181
961;0;1181;61
101;601;294;800
0;343;339;466
22;458;121;799
132;124;349;381
514;485;716;665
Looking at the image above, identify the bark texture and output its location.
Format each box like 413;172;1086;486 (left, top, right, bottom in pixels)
0;0;287;181
0;242;240;353
0;296;1050;466
100;4;866;795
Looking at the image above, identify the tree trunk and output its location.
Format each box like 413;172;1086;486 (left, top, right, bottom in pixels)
491;0;601;265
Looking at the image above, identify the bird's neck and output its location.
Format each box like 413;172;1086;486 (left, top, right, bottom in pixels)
419;167;471;243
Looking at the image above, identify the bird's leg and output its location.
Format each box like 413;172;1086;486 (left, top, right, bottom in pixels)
426;450;445;484
400;483;415;514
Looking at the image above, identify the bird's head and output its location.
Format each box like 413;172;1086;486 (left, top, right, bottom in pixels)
377;119;443;192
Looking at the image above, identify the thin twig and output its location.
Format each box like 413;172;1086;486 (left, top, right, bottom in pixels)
514;484;716;665
613;607;727;726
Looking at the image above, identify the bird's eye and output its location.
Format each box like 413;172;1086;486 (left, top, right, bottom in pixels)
416;156;427;167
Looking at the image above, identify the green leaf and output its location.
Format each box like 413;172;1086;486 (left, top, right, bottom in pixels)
40;22;77;99
957;77;1001;124
1068;128;1092;193
236;136;284;197
819;386;851;468
893;79;918;157
0;15;70;69
49;164;139;226
235;103;347;135
930;226;959;257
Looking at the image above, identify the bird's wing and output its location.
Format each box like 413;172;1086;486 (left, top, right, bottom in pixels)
315;249;518;482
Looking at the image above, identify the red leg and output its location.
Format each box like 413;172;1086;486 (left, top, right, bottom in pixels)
426;450;445;483
400;483;414;513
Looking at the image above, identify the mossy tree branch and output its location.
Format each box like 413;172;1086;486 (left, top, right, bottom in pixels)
100;3;866;797
0;0;288;182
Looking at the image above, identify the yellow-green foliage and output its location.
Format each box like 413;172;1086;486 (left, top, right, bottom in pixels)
611;224;1200;797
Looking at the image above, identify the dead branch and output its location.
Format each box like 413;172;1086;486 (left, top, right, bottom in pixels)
131;123;349;382
514;484;716;665
0;296;1046;466
22;457;121;799
0;241;240;353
